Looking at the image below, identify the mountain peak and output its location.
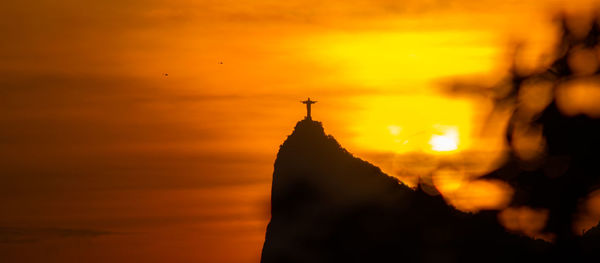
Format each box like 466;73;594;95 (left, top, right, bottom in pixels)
291;118;325;135
272;118;392;207
280;118;330;150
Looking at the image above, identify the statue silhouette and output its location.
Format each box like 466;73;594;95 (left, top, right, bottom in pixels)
301;98;317;120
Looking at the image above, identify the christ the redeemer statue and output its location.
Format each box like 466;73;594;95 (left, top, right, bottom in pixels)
301;98;317;120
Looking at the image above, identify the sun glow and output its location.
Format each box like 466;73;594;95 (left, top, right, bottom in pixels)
348;95;474;154
429;126;459;152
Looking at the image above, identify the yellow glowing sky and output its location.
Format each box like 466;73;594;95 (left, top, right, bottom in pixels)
2;0;600;262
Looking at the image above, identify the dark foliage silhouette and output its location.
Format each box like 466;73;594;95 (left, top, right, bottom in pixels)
443;13;600;246
489;15;600;238
441;13;600;261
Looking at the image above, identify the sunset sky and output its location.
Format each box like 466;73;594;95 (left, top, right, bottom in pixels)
2;0;600;262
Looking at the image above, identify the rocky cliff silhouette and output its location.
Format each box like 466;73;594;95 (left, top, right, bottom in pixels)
260;118;568;263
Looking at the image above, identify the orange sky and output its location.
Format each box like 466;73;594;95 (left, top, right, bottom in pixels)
2;0;600;262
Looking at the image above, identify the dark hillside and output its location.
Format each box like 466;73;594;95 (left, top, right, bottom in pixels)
261;118;550;263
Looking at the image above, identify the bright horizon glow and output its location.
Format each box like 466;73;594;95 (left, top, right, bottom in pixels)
309;31;500;87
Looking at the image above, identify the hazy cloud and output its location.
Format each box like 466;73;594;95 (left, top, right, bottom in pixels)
0;227;112;244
